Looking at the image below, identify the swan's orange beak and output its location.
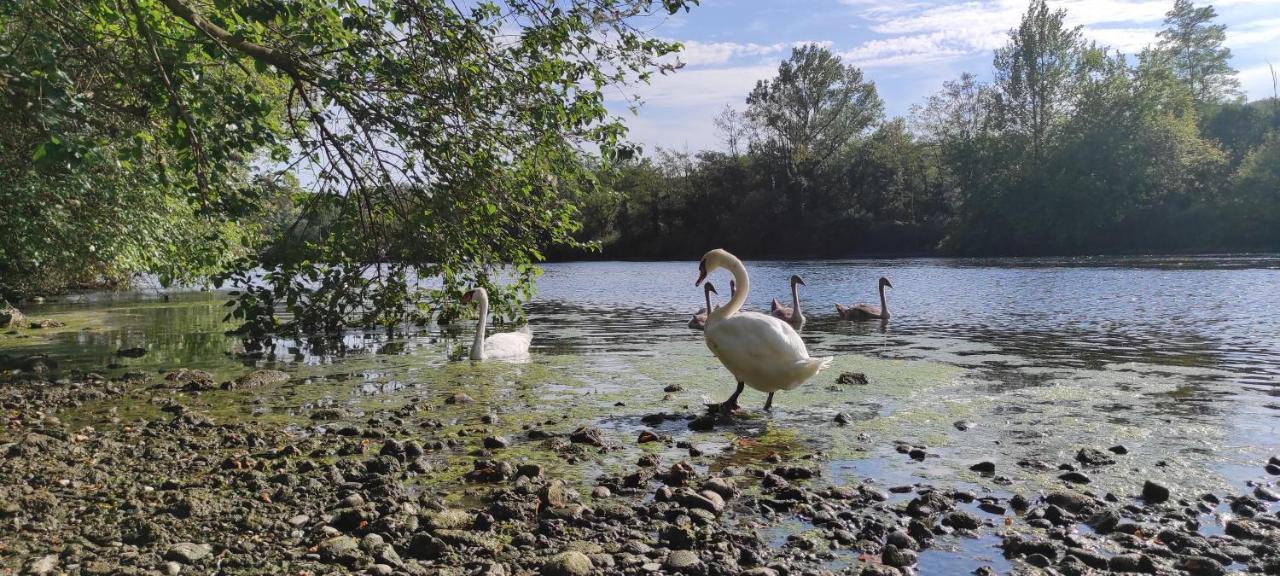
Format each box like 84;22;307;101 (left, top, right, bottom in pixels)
461;290;475;304
695;261;707;286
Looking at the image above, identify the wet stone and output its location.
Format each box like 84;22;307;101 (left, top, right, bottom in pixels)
1109;553;1155;573
665;550;701;570
1058;471;1091;484
1253;485;1280;502
543;551;594;576
1143;480;1171;504
969;461;996;473
882;544;917;567
569;426;605;447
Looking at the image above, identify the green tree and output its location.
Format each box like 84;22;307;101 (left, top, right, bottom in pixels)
1157;0;1241;104
2;0;694;335
746;45;883;230
993;0;1086;164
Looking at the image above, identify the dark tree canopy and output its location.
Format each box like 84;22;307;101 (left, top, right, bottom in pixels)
569;0;1277;260
2;0;694;337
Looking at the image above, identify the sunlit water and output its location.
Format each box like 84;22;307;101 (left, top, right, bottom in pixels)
4;255;1279;561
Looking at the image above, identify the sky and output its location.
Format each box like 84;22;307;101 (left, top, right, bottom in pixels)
610;0;1280;152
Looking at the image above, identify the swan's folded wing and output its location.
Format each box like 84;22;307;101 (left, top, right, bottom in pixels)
706;311;809;363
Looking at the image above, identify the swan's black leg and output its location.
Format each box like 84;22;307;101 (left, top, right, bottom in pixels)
719;381;745;415
763;392;775;412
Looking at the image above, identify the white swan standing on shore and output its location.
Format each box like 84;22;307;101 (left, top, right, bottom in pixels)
462;287;531;361
696;249;832;412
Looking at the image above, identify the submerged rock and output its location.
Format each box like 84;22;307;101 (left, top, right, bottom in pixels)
224;369;289;389
116;346;147;358
837;372;868;386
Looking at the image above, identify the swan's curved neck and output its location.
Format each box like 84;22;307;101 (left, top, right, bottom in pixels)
878;283;889;318
704;286;713;313
471;291;488;360
791;282;801;315
710;257;748;322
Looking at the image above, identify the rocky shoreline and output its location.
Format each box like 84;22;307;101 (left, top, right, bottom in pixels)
1;370;1279;575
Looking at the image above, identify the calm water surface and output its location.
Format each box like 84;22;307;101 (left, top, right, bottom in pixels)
5;255;1279;559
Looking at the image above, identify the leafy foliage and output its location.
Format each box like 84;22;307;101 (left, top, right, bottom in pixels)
2;0;695;340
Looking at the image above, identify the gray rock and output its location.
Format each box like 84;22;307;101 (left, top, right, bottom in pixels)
882;544;918;567
317;535;362;566
27;555;58;575
665;550;701;570
1142;480;1171;503
1177;556;1227;576
0;303;26;329
225;369;289;389
543;551;594;576
483;436;509;449
1253;485;1280;502
1109;553;1155;573
1046;491;1093;513
165;542;213;564
1059;471;1091;484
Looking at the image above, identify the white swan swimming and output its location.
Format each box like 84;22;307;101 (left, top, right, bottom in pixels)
462;287;531;361
770;274;806;331
697;249;832;412
688;282;718;330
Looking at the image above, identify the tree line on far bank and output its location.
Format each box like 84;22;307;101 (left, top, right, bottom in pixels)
563;0;1280;260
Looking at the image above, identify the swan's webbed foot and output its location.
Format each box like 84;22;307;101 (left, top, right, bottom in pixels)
717;381;746;416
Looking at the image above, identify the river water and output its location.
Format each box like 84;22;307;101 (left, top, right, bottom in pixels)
4;255;1279;568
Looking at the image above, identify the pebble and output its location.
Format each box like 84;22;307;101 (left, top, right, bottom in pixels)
1142;480;1171;503
27;555;58;575
1058;471;1091;484
569;426;605;446
665;550;701;569
1253;485;1280;502
483;435;508;449
164;543;212;564
445;392;474;404
882;544;918;567
543;551;594;576
969;461;996;473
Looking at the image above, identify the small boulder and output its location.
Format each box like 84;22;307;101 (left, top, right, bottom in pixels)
165;542;213;564
1142;480;1170;504
543;551;594;576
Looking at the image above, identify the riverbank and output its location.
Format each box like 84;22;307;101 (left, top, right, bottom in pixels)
2;366;1279;575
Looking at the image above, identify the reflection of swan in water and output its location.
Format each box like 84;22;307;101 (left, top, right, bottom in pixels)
770;274;806;331
688;282;718;330
696;249;832;412
462;287;531;360
837;277;893;321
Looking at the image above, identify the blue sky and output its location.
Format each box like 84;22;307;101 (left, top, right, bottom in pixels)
612;0;1280;152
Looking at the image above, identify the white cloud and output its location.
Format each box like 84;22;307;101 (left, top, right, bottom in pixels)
675;40;787;66
622;64;777;108
1082;27;1160;53
1226;17;1280;48
1239;63;1280;101
840;30;997;68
